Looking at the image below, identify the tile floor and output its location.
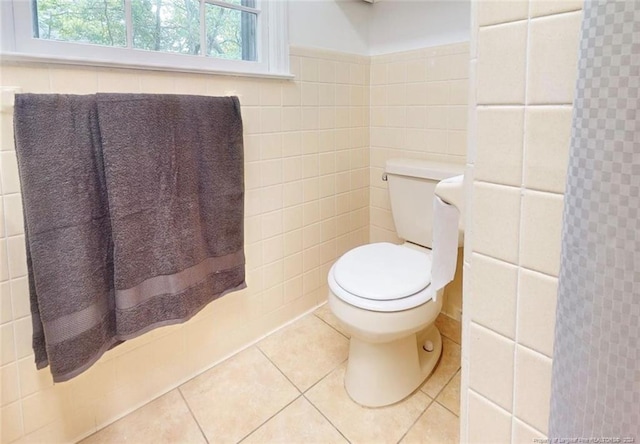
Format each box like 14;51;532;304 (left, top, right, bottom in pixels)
81;304;462;444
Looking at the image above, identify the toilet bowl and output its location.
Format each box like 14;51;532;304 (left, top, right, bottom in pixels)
327;159;464;407
328;242;443;407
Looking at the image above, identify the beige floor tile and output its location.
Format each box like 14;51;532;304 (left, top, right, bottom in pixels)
81;390;205;444
421;337;462;398
180;347;299;443
306;364;431;444
435;313;461;345
436;370;461;416
243;396;347;444
400;402;460;444
314;303;350;338
258;314;349;391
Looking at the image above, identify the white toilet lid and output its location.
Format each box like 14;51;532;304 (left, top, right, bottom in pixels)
333;243;432;301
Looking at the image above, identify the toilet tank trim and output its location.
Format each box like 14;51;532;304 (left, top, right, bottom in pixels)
385;158;464;181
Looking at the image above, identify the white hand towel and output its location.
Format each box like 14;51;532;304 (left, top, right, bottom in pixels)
431;195;460;300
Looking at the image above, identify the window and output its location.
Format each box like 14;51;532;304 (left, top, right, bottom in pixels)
0;0;290;77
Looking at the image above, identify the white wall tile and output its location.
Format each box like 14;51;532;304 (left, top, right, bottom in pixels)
371;63;388;86
476;107;524;186
470;253;518;338
260;82;282;106
335;62;350;85
469;322;515;410
1;401;23;443
472;182;521;264
6;235;27;278
514;345;553;434
13;316;33;359
425;82;449;106
9;277;29;321
406;59;426;83
0;152;21;195
301;82;319;106
20;403;96;444
477;0;528;26
530;0;583;18
447;106;468;130
140;73;175;94
299;58;319;82
50;68;98;94
518;269;558;357
448;131;467;157
524;106;572;193
477;22;528;104
447;53;470;80
449;79;469;105
0;362;19;405
282;82;301;107
0;323;15;365
463;166;475;260
19;356;54;398
3;193;24;237
0;239;8;282
467;390;513;443
21;385;66;434
97;70;141;93
527;11;583;104
468;0;583;439
467;60;477;165
425;57;448;82
520;191;564;276
388;61;407;84
0;281;11;324
512;417;546;443
1;112;16;153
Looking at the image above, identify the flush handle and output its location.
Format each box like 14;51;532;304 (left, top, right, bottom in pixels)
382;173;388;181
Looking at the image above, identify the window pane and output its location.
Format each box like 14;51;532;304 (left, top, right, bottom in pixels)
219;0;257;8
205;4;257;61
34;0;126;46
132;0;200;55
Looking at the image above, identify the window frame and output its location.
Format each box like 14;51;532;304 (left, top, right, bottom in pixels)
0;0;291;78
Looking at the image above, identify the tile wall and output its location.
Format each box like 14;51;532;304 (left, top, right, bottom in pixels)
0;46;370;443
462;0;583;441
369;43;470;319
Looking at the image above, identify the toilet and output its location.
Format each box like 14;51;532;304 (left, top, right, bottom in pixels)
327;158;464;407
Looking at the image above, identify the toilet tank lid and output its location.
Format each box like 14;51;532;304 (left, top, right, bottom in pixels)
385;158;464;181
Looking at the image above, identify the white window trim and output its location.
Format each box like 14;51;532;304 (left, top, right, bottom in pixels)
0;0;291;79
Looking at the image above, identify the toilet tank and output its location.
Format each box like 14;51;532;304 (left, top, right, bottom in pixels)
385;159;464;248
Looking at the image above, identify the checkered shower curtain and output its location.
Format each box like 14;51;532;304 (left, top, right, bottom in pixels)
549;0;640;439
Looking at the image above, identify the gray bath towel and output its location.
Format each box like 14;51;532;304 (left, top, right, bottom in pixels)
14;95;115;380
14;93;245;382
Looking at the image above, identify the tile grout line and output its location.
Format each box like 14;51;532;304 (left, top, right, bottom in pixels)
301;356;349;396
426;360;461;402
509;3;534;436
472;250;560;280
312;309;350;340
254;345;304;396
178;387;209;444
432;366;462;419
302;392;352;444
435;397;460;419
397;348;463;443
396;397;436;444
235;394;304;444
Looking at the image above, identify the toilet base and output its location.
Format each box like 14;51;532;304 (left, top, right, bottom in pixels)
344;324;443;407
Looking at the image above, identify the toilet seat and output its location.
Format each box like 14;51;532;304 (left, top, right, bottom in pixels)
329;243;436;312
